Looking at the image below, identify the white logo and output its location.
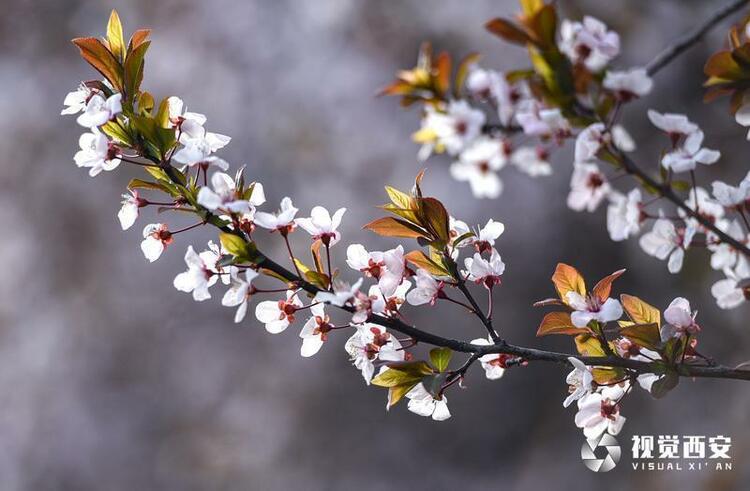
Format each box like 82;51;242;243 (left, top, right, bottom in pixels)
581;434;621;472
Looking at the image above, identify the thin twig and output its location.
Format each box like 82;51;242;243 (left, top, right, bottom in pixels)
646;0;750;76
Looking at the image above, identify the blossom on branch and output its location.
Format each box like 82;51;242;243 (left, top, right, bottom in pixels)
140;223;172;262
76;93;122;128
639;218;696;274
567;162;611;212
74;130;121;177
405;383;451;421
296;206;347;246
255;291;303;334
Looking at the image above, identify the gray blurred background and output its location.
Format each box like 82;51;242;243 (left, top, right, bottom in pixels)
1;0;749;489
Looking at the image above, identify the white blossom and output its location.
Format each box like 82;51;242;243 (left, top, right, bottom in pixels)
603;68;653;99
253;197;299;232
299;303;333;357
639;218;696;274
346;244;385;277
405;383;451;421
575;385;627;438
140;223;172;262
606;189;642;241
712;171;750;207
575;123;608;162
379;245;408;297
406;268;443;306
661;297;700;340
647;109;697;138
473;219;505;252
510;146;552;177
74;130;121;177
612;125;636;152
254;290;303;334
566;291;623;328
118;189;144;230
315;278;363;307
516;100;570;138
560;16;620;72
661;130;720;173
173;245;221;301
678;187;725;231
221;268;259;322
564;357;594;408
197;172;258;214
344;324;404;384
366;281;411;320
712;268;749;309
76;93;122;128
471;337;508;380
295;206;347;246
567;162;611;212
61;85;91;115
464;249;505;286
708;220;747;272
450;137;506;198
415;101;485;158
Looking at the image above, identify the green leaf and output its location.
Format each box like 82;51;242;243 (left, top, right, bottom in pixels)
421;373;450;398
404;250;451;277
650;371;679;399
386;382;420;409
124;40;150;103
371;362;432;387
127;178;168;192
429;348;452;372
100;120;132;146
219;232;259;262
618;322;662;351
454;52;481;98
452;231;475;248
220;232;249;257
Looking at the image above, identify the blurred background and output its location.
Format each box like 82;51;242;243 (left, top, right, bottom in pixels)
1;0;749;489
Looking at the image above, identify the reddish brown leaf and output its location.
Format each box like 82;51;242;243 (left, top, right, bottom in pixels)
72;37;123;90
434;51;451;96
536;312;589;337
592;268;625;302
363;217;426;239
485;18;532;45
128;28;151;52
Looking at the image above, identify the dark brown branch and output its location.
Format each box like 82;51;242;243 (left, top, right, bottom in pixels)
612;149;750;257
646;0;750;76
251;247;750;382
146;158;750;384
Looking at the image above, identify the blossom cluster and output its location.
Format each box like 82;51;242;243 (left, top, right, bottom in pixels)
538;264;703;439
383;2;750;312
61;8;746;436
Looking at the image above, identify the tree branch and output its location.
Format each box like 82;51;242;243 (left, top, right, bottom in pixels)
611;149;750;258
251;245;750;382
646;0;750;76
